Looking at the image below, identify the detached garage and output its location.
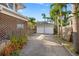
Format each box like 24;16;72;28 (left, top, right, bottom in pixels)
36;22;54;34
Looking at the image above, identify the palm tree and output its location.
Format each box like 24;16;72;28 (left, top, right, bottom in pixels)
50;4;64;36
29;17;36;25
50;8;59;35
28;17;36;29
41;13;47;21
50;3;70;37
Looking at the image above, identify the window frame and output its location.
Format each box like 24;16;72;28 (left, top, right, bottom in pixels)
17;24;24;29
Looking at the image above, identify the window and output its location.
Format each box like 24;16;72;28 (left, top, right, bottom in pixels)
8;3;14;10
17;24;24;29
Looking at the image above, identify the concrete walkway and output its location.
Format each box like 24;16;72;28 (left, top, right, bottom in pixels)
20;34;71;56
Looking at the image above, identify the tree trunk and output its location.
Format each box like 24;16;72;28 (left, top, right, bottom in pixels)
57;17;60;35
59;6;63;38
60;19;63;38
72;3;79;53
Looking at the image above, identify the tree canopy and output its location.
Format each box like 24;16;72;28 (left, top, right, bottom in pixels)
28;17;36;25
50;3;71;26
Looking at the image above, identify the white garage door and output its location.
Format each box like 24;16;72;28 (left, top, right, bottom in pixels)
37;27;44;33
45;27;53;34
37;26;53;34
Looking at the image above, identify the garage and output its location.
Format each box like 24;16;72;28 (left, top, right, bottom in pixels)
37;22;54;34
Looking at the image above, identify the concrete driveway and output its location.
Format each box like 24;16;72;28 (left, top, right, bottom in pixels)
20;34;71;56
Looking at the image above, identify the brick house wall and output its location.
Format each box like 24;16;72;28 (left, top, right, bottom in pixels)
0;13;28;39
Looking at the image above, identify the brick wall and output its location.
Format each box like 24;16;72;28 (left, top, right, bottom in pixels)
0;13;28;40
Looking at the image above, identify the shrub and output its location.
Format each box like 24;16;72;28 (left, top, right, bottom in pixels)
18;35;28;45
10;50;20;56
0;43;14;56
0;35;28;56
10;35;28;49
10;35;19;49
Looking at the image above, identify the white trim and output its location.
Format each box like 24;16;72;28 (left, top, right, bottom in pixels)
0;4;28;21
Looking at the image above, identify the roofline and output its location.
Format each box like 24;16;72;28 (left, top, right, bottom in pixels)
0;4;28;21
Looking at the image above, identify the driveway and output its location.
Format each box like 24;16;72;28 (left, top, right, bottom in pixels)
20;34;71;56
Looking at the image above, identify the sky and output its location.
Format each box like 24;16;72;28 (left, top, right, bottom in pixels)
18;3;50;21
18;3;72;21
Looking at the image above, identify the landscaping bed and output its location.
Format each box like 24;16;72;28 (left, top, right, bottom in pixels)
54;35;78;56
0;35;28;56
